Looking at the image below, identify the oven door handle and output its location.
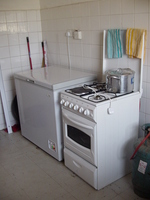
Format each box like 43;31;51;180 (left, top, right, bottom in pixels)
63;113;94;130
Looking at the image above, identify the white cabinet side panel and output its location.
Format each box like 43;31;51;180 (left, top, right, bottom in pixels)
97;93;140;190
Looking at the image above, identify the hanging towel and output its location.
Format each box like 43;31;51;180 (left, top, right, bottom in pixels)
126;28;147;61
107;29;122;59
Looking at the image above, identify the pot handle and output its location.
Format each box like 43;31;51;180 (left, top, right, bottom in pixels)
107;75;120;80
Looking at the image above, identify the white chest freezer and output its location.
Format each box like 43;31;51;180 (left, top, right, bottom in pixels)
14;66;97;161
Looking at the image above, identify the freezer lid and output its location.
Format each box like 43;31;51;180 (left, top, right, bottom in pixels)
14;65;97;90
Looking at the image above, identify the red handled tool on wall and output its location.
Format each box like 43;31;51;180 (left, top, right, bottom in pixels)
41;41;45;67
26;37;33;70
41;41;47;67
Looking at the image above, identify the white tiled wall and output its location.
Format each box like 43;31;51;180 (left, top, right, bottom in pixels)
0;0;40;11
0;10;42;130
40;0;150;136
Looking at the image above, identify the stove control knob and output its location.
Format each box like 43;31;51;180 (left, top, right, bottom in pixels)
84;109;90;116
79;107;84;113
69;103;74;108
64;101;69;107
60;99;65;105
74;105;79;111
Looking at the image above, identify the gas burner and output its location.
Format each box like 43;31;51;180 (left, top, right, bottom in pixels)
84;82;107;92
94;95;104;100
88;94;106;102
81;91;117;103
91;82;107;91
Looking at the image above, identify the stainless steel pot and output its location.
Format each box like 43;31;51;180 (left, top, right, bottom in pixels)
106;68;135;93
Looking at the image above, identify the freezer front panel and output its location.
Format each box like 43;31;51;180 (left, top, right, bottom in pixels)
15;78;63;161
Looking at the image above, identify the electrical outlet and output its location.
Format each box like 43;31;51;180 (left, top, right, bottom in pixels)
73;30;82;40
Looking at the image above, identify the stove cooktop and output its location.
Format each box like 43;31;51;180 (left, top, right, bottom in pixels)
65;82;132;103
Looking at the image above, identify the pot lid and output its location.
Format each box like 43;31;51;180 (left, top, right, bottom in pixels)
106;68;135;76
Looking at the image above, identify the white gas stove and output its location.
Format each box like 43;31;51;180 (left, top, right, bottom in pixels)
60;28;144;190
60;82;140;190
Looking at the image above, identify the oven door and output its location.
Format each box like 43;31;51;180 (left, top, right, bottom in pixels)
62;108;97;166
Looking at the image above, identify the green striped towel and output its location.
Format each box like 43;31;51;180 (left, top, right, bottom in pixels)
107;29;122;58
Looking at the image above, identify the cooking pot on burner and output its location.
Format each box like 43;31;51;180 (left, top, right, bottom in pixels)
106;68;135;93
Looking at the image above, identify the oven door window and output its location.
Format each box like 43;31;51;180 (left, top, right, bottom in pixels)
67;125;91;149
